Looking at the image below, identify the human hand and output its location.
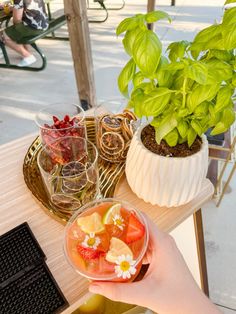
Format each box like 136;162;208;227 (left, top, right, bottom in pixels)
89;215;222;314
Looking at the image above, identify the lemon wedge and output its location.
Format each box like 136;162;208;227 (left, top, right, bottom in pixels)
105;237;133;263
77;212;105;234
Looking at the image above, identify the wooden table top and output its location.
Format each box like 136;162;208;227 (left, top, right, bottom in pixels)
0;133;214;313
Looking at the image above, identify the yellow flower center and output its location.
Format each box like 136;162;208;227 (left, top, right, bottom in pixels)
115;218;123;226
120;261;130;272
87;238;96;246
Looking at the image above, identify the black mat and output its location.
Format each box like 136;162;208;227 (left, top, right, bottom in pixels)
0;222;68;314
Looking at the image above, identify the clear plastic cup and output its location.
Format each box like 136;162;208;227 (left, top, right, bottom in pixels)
63;198;149;282
35;103;86;146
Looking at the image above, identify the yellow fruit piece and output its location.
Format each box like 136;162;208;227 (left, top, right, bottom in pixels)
102;203;121;224
77;294;105;314
77;212;105;234
105;237;133;263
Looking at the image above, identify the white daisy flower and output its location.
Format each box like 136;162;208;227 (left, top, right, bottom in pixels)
112;214;125;230
115;254;137;279
82;232;101;249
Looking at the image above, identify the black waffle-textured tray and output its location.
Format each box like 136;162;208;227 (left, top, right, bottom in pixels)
0;222;68;314
0;222;45;285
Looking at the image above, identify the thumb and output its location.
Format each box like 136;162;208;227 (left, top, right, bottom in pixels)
89;281;145;305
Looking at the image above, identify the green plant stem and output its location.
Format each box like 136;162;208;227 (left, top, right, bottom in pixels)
182;77;188;108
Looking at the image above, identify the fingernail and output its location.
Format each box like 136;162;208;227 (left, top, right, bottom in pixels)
89;284;101;294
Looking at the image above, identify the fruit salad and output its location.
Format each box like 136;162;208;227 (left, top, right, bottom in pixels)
64;199;148;282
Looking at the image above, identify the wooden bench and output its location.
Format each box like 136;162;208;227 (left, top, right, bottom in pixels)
0;14;67;71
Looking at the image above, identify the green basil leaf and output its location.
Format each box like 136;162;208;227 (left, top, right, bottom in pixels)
215;86;233;113
233;57;236;71
199;116;210;133
194;101;210;117
116;17;139;35
192;24;221;46
163;62;184;71
118;58;136;97
210;122;227;135
132;90;147;118
167;40;190;62
190;42;205;60
223;107;236;127
150;116;162;127
222;23;236;50
177;120;189;138
184;61;208;84
187;127;197;147
191;120;203;137
208;104;222;126
178;136;187;144
209;49;233;62
171;72;185;90
155;56;173;87
164;128;179;147
145;10;171;23
142;88;172;116
177;108;190;117
204;34;224;50
127;99;134;109
210;107;235;136
132;30;162;76
224;0;236;4
131;86;146;99
132;71;145;87
187;84;220;112
190;25;223;53
171;93;182;109
122;28;144;56
133;82;155;94
155;113;178;144
222;7;236;26
232;72;236;87
205;59;233;84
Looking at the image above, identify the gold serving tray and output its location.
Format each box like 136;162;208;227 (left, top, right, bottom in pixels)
23;117;125;224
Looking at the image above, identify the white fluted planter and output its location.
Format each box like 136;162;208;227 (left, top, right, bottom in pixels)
125;124;209;207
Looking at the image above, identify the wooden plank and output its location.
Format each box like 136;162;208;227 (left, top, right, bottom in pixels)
63;0;96;108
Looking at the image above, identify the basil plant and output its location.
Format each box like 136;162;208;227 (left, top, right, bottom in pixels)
117;0;236;147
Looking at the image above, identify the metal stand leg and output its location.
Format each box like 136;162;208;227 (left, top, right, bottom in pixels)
216;162;236;207
215;137;236;207
193;209;209;296
88;0;125;11
87;0;109;23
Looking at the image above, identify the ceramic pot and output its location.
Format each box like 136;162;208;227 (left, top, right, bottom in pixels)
125;124;209;207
